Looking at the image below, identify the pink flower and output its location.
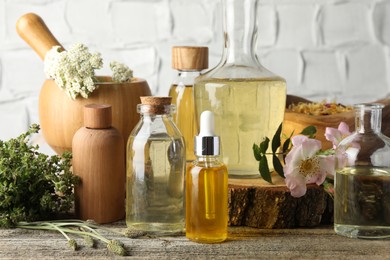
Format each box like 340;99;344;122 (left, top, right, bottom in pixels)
325;122;352;149
284;135;331;198
325;121;360;166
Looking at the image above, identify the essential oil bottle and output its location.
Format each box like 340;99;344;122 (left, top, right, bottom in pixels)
186;111;228;243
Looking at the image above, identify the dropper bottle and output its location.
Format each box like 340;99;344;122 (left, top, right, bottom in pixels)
186;111;228;243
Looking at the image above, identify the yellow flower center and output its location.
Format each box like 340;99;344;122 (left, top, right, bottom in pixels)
298;157;320;178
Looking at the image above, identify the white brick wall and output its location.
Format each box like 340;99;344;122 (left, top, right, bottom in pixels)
1;0;390;154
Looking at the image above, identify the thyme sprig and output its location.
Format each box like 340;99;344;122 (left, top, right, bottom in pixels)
0;124;79;227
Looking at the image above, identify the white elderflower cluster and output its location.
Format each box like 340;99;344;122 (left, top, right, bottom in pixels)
44;43;103;99
110;61;133;83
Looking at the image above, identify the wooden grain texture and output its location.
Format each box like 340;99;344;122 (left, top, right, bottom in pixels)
228;176;333;229
83;104;112;129
39;77;151;154
0;224;388;259
72;106;125;224
16;13;63;60
172;46;209;70
284;95;390;150
284;95;355;150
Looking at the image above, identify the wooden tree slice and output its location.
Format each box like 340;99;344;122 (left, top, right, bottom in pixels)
228;175;333;229
228;96;390;229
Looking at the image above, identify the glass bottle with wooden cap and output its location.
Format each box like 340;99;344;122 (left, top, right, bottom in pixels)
126;96;186;233
169;46;208;162
72;104;125;224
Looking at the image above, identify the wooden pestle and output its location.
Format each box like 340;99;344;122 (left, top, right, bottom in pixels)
16;13;63;60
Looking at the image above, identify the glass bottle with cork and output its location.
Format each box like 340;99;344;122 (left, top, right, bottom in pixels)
126;96;185;233
194;0;287;178
169;46;208;162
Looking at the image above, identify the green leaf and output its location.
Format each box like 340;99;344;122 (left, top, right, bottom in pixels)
273;154;285;178
259;156;272;184
272;123;283;153
0;124;78;228
282;137;291;158
300;125;317;138
252;144;261;161
259;137;270;155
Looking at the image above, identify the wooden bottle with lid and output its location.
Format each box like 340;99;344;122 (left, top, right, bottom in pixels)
72;104;125;224
169;46;208;162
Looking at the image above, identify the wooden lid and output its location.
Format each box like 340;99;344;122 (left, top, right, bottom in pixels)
84;104;112;129
172;46;208;70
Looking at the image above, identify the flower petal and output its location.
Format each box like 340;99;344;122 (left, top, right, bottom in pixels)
319;155;336;178
325;127;342;147
284;136;321;177
338;122;351;136
300;138;321;158
284;145;304;175
285;173;307;198
291;135;309;147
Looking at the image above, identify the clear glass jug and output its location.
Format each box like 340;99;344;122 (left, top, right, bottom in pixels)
194;0;287;178
334;103;390;239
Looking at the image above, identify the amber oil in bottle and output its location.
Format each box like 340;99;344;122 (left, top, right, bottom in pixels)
169;46;208;162
186;111;228;243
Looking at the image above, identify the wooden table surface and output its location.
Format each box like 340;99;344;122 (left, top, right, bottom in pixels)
0;223;389;259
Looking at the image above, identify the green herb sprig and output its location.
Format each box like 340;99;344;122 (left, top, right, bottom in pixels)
0;124;79;227
253;123;316;183
17;220;127;256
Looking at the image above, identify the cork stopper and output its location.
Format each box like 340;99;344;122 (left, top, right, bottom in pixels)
139;96;173;115
83;104;112;129
172;46;208;71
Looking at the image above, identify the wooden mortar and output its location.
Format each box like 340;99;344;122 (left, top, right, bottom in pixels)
16;13;152;154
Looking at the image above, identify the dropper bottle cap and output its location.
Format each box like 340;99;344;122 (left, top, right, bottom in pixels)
195;111;220;156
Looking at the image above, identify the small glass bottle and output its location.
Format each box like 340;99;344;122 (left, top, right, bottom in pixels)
334;103;390;239
194;0;286;178
186;111;228;243
126;96;185;233
169;46;209;162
